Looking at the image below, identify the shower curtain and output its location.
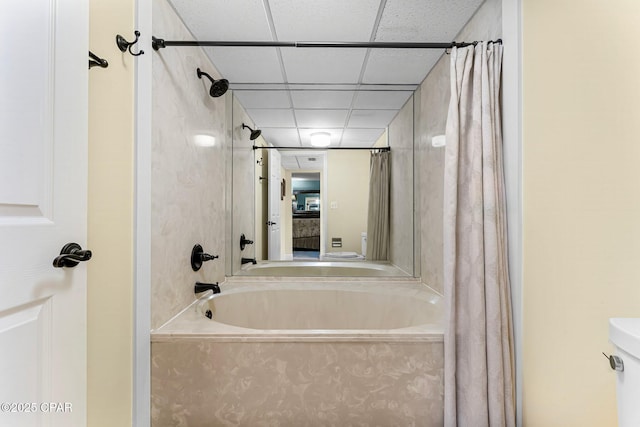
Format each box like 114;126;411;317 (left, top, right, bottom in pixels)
443;42;515;426
366;150;390;260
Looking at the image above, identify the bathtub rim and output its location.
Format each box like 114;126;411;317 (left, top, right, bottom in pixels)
152;278;444;343
235;260;413;277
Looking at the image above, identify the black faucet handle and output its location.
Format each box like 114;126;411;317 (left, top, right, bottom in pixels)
201;253;219;262
240;234;254;251
191;244;219;271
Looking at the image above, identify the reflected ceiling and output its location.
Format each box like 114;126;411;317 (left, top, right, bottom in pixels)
168;0;484;147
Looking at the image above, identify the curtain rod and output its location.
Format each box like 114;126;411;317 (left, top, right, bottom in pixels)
253;145;390;151
152;37;502;50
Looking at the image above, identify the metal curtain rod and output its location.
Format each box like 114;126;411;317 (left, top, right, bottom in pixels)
152;37;502;50
253;145;390;151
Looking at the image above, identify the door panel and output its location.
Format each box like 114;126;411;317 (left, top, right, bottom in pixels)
268;149;282;260
0;0;88;425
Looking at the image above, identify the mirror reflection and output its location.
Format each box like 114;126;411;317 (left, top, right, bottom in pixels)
232;92;416;277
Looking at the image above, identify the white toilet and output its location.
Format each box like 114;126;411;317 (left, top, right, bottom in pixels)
609;318;640;426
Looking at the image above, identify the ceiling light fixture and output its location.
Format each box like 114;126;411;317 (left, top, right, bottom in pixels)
310;132;330;147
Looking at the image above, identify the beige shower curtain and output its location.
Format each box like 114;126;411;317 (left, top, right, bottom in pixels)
366;150;390;260
443;42;515;426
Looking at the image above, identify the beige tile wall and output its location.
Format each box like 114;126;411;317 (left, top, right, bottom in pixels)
415;0;502;294
388;97;417;275
151;0;229;329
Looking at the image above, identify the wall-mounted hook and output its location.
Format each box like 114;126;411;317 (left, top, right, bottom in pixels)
89;51;108;69
256;157;264;166
116;30;144;56
259;176;267;183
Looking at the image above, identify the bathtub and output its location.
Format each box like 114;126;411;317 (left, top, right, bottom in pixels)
236;260;411;277
151;279;444;426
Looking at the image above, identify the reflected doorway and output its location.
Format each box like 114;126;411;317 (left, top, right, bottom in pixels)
292;172;321;260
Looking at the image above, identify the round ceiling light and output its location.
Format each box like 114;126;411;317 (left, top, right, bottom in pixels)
310;132;331;147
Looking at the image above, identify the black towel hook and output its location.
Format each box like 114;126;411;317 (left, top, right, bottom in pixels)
89;51;108;69
116;30;144;56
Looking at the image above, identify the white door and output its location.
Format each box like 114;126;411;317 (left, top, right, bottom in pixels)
0;0;88;426
267;149;282;260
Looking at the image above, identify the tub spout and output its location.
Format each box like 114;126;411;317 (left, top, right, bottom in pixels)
194;282;220;294
241;257;257;265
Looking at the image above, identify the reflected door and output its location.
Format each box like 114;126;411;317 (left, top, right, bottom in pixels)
0;0;88;425
267;149;281;260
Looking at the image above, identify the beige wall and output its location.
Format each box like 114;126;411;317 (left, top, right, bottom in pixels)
522;0;640;425
87;0;134;425
326;150;370;254
282;168;293;258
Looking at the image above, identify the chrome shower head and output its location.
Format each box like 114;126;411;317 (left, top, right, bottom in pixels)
196;68;229;98
242;123;262;140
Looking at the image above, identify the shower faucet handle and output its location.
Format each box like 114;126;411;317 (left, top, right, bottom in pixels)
240;234;254;251
191;244;218;271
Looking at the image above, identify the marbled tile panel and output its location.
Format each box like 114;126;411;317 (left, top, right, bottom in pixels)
416;0;502;294
151;340;443;426
151;0;229;329
388;97;415;276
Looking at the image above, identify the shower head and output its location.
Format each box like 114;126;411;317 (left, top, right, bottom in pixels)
196;68;229;98
242;123;262;140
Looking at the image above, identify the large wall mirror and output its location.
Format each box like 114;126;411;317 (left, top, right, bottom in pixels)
231;92;417;278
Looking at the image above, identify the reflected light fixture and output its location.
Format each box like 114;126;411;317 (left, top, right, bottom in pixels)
310;132;331;147
193;134;216;147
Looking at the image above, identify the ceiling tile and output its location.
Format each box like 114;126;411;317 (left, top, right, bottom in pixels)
375;0;485;42
246;109;296;127
280;155;300;169
341;128;386;146
348;109;398;128
362;49;442;84
260;128;301;146
203;47;284;83
297;156;324;169
291;90;355;109
269;0;381;41
281;49;366;84
353;91;413;110
295;110;348;128
233;91;291;109
169;0;272;40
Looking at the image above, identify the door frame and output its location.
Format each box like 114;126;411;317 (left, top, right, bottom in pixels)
133;0;152;425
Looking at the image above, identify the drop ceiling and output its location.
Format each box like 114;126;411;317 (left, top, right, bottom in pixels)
167;0;485;148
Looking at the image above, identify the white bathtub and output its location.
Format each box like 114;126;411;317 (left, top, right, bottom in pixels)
151;279;445;426
236;260;412;277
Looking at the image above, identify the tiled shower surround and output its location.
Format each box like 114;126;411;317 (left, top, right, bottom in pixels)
149;0;501;424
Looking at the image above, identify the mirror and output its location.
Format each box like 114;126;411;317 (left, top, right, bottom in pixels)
231;93;417;277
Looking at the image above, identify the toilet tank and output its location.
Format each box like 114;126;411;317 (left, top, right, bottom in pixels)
609;318;640;427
